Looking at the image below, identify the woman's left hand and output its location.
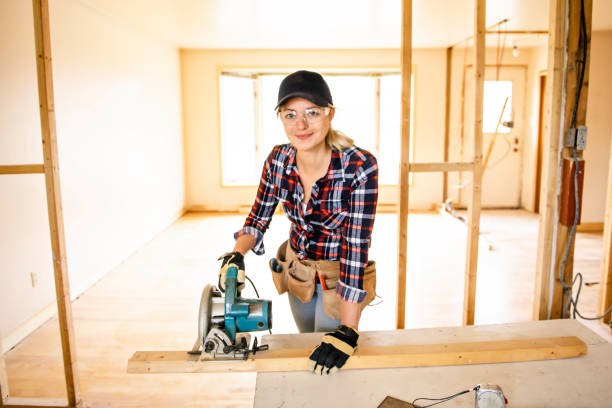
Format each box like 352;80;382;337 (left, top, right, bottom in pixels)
308;325;359;375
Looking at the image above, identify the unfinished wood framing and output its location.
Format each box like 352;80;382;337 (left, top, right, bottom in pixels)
462;0;485;326
443;47;452;202
409;162;474;173
0;1;81;407
600;137;612;325
534;0;594;320
396;0;412;329
533;0;569;320
0;165;44;175
0;339;7;404
550;0;592;319
128;335;587;374
33;0;81;405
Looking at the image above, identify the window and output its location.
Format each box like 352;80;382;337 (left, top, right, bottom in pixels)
482;80;512;133
219;71;414;185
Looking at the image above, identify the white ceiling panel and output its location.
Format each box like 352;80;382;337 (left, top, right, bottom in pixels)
74;0;612;48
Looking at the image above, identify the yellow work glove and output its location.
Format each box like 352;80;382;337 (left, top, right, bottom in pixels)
308;325;359;375
217;251;246;292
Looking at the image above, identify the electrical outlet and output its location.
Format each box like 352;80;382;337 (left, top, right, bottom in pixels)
576;126;587;150
30;272;38;288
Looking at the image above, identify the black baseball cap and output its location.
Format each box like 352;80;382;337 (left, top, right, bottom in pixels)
275;70;333;110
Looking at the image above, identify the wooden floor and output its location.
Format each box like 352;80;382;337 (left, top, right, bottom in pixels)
3;210;610;407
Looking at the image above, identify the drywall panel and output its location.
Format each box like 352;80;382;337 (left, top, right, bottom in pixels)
1;0;184;345
181;49;445;211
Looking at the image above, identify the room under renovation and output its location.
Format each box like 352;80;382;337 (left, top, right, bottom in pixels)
1;0;612;407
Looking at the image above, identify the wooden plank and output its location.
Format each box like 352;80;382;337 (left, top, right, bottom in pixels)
0;165;45;175
462;0;485;326
31;1;81;407
396;0;412;330
443;47;452;202
533;0;568;320
127;336;587;374
0;338;8;404
600;136;612;325
409;162;473;173
550;0;592;319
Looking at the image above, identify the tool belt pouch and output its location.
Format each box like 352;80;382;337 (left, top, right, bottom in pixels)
320;260;377;320
270;241;290;295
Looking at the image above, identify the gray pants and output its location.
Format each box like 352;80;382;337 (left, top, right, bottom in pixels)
288;283;341;333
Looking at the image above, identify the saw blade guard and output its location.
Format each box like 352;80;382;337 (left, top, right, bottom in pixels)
224;266;272;342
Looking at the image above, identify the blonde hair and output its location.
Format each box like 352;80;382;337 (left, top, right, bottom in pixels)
325;125;354;151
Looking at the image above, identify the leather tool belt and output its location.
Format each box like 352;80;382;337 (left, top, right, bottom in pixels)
269;240;376;319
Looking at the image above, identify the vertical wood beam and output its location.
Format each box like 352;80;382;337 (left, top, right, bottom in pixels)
0;337;8;404
396;0;412;329
462;0;485;326
599;137;612;325
32;1;81;406
443;47;452;202
550;0;592;319
533;0;569;320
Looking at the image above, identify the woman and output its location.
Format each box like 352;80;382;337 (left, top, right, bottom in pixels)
218;70;378;375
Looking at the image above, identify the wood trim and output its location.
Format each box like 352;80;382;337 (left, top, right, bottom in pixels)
409;162;474;173
534;74;546;214
443;47;452;202
396;0;412;330
32;1;81;406
462;0;485;326
550;0;592;319
127;336;587;374
599;137;612;324
1;398;70;408
533;0;568;320
0;165;44;175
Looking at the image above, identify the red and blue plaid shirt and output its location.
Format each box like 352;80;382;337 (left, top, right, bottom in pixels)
235;143;378;303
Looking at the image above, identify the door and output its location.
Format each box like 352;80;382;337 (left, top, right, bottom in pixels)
462;66;526;208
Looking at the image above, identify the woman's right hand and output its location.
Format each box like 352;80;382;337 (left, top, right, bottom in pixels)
217;251;246;292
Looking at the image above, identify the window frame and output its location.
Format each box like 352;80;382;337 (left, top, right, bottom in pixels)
216;67;414;187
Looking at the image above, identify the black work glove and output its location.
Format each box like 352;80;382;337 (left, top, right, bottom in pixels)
217;252;245;292
308;325;359;375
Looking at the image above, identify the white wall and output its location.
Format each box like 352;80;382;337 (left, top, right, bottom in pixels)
1;0;185;348
519;32;612;222
181;49;446;211
583;31;612;223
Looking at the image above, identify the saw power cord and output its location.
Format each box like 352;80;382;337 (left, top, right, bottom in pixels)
412;385;480;408
558;0;612;321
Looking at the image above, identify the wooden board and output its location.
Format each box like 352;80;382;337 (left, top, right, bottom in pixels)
600;133;612;325
462;0;485;326
0;338;8;404
0;165;44;175
127;335;586;374
31;1;81;406
396;0;412;330
533;0;568;320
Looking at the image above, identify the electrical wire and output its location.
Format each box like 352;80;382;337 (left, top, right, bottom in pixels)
557;0;612;322
413;385;480;408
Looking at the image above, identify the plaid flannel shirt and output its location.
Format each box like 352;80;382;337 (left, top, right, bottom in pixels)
235;143;378;303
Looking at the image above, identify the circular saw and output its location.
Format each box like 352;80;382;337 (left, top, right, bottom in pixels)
190;266;272;360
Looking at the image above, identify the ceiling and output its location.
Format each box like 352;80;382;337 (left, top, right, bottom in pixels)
79;0;612;49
